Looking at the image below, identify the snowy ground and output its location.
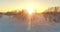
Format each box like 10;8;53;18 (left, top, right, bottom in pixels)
0;14;60;32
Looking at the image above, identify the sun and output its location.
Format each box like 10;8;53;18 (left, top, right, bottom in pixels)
26;5;35;15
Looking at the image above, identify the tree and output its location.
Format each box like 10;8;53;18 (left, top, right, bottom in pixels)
43;7;60;23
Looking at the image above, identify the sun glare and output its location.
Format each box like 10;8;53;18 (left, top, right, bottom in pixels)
26;5;35;15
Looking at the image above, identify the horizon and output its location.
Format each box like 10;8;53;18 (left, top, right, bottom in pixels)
0;6;60;13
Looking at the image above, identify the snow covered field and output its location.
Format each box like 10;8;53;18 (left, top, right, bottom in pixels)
0;14;60;32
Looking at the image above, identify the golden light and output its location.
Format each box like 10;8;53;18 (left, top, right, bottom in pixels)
26;5;34;31
26;5;35;15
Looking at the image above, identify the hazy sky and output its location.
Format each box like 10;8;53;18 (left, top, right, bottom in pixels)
0;0;60;12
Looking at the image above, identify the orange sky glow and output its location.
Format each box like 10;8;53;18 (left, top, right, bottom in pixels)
0;0;59;13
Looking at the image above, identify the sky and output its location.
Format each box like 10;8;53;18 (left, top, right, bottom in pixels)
0;0;60;12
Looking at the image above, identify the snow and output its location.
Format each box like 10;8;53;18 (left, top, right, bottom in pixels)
0;14;60;32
